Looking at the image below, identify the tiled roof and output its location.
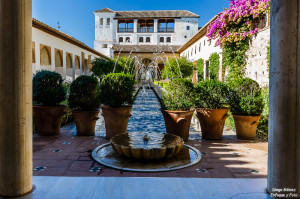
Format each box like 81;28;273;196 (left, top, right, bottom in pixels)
32;18;109;60
95;8;199;18
94;8;115;13
112;45;182;53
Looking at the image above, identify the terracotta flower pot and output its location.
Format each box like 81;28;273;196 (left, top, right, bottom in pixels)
101;106;132;139
196;108;229;140
160;109;194;141
33;105;66;136
233;114;262;140
72;110;100;136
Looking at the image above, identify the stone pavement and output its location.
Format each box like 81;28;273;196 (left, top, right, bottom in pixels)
33;88;268;178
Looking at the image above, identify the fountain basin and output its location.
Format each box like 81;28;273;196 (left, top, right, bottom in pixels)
111;132;184;160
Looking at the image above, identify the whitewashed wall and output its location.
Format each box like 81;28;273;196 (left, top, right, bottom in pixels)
32;27;101;81
180;36;222;80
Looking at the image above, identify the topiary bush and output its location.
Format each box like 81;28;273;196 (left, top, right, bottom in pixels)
68;75;101;111
33;70;67;106
100;72;135;108
226;78;264;115
161;78;194;111
91;58;115;79
194;80;228;109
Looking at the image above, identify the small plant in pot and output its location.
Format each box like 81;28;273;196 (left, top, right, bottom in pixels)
161;78;194;141
194;80;229;140
100;72;135;139
68;75;101;136
33;70;67;136
226;78;264;140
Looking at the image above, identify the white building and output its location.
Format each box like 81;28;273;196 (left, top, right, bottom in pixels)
94;8;200;58
178;15;270;85
32;19;109;82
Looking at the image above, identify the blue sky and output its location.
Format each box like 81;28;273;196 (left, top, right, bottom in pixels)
33;0;230;48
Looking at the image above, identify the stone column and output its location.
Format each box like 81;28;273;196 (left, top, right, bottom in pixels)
62;51;66;79
51;47;55;71
134;19;138;33
88;55;92;74
0;0;33;196
154;19;158;33
72;53;75;80
81;52;85;74
35;42;40;71
268;0;300;196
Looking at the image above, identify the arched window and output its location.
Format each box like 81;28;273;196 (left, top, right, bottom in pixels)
66;54;72;68
146;37;151;43
139;37;144;43
195;46;197;54
204;40;205;46
126;37;130;42
160;37;164;43
119;37;123;43
167;37;171;43
55;51;63;68
40;47;51;66
100;18;103;25
107;18;110;25
199;43;201;52
75;56;80;69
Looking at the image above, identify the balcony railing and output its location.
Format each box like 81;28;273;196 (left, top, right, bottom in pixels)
138;27;154;33
158;28;174;33
118;28;134;33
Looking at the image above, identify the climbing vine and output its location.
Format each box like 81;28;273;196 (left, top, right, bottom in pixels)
208;53;220;80
206;0;270;79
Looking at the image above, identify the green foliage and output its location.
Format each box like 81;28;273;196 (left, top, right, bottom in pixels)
257;87;269;139
91;58;115;78
226;78;264;116
194;80;228;109
223;40;250;80
33;70;67;106
162;57;193;79
100;73;136;108
91;57;135;79
114;57;135;74
161;78;194;111
225;112;235;130
196;58;204;81
68;75;101;111
208;53;220;80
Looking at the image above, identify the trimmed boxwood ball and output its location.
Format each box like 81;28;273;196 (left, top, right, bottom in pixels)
161;78;194;111
226;78;264;116
100;72;135;108
68;75;101;111
33;70;66;106
194;79;228;109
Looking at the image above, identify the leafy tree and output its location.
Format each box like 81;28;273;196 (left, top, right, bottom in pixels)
161;57;193;79
209;52;220;80
196;58;204;81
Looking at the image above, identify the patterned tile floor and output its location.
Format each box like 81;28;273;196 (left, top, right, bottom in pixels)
33;88;268;178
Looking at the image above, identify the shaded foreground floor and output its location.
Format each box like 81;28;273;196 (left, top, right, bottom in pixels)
21;177;272;199
33;88;268;178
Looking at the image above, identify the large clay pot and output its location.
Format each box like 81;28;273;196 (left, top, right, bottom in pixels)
101;106;132;139
33;105;66;136
72;110;100;136
196;108;229;140
233;114;262;140
160;109;194;141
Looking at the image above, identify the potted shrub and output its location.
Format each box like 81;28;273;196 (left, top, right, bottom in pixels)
226;78;264;140
68;75;101;136
194;80;229;140
100;72;135;139
33;70;67;136
160;78;194;141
